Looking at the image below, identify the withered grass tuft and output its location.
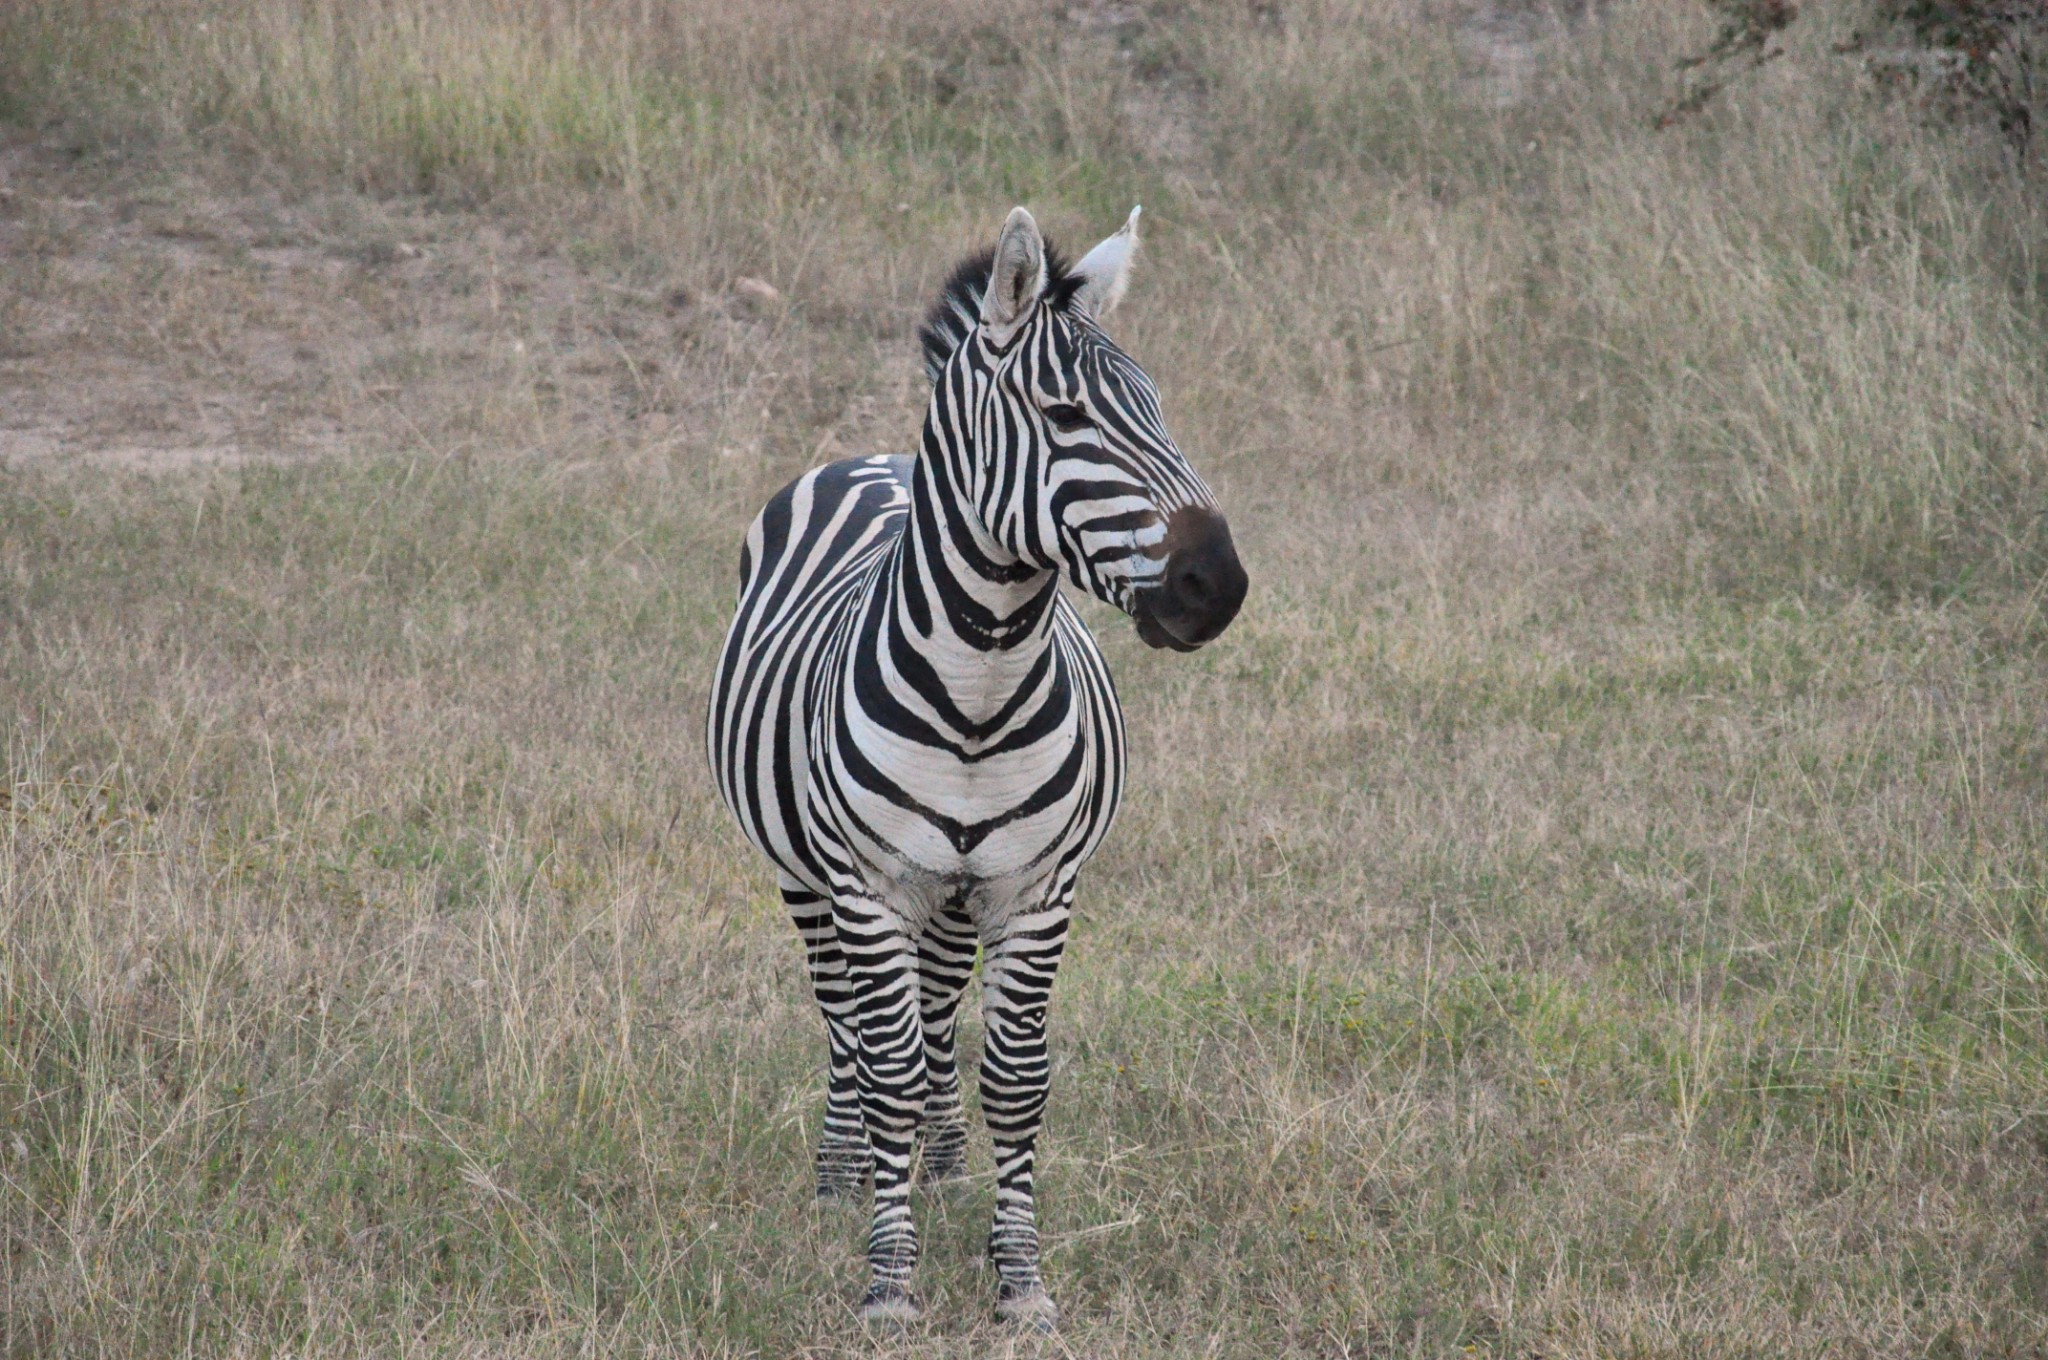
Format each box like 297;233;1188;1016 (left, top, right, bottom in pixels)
3;2;2046;1355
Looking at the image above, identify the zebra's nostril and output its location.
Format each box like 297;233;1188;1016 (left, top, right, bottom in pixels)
1174;565;1215;605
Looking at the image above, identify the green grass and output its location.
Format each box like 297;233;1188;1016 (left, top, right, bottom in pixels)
6;450;2045;1355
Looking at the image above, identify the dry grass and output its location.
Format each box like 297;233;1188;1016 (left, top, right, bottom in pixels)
3;1;2047;1355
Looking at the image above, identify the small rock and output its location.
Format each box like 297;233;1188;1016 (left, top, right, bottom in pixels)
733;276;781;304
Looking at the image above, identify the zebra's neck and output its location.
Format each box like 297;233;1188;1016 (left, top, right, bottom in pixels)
880;406;1061;725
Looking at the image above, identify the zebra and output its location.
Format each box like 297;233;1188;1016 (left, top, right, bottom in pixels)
706;205;1246;1328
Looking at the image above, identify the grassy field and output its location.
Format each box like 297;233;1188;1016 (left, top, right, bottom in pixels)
3;1;2047;1355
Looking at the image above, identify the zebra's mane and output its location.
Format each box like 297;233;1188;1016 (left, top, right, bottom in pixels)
917;240;1083;385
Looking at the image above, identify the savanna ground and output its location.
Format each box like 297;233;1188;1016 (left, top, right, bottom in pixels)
3;1;2047;1355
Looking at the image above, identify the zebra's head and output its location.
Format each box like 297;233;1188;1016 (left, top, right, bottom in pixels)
919;206;1248;652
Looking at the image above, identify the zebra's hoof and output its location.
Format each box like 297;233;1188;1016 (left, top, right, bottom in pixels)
994;1283;1058;1331
815;1185;864;1213
918;1157;972;1192
858;1284;923;1327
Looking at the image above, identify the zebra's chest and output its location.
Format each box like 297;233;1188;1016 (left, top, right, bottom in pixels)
811;627;1123;889
833;698;1094;873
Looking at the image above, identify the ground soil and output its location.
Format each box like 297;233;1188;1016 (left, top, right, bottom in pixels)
0;125;822;473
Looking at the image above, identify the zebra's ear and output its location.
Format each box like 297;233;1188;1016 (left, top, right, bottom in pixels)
980;206;1047;342
1070;205;1140;322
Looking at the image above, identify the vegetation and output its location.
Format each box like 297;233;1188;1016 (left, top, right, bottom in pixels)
1667;1;2045;145
2;1;2045;1354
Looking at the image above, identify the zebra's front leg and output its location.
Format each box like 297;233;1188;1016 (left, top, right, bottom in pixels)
834;891;930;1323
916;902;977;1186
978;896;1070;1329
779;878;867;1201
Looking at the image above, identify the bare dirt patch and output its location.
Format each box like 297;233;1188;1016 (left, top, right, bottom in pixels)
0;127;915;475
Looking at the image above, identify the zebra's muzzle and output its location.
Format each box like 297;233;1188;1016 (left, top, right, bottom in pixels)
1131;505;1247;651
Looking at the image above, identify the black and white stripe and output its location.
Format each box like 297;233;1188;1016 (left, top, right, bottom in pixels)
707;206;1246;1329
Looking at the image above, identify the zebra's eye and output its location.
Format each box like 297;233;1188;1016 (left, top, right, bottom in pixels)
1042;403;1090;433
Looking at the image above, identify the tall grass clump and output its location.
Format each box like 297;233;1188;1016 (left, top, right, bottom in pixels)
1151;1;2048;599
1547;23;2048;600
0;0;1153;226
